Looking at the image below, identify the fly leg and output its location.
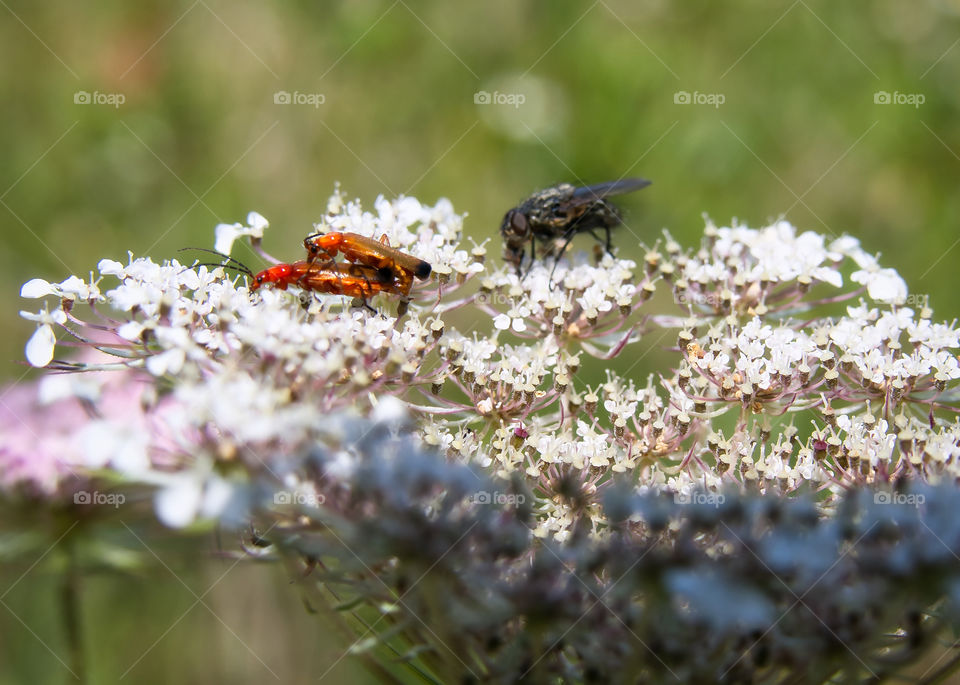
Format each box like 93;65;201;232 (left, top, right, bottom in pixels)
547;228;581;288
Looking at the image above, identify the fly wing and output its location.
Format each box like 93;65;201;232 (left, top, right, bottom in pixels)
569;178;651;204
538;178;650;229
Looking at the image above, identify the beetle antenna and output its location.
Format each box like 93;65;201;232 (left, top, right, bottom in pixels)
177;247;254;277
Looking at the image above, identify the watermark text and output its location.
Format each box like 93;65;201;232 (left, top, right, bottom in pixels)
474;90;525;108
74;490;125;508
674;90;725;108
74;91;125;108
274;91;326;108
874;91;924;108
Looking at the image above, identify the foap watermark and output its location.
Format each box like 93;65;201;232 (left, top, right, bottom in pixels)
674;490;725;507
676;290;725;309
74;90;125;108
874;91;924;108
905;293;929;308
674;90;725;108
74;490;125;508
469;491;526;506
274;91;326;108
274;490;326;507
874;491;925;508
474;90;525;109
475;290;513;307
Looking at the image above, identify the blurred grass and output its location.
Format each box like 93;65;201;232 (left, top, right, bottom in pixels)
0;522;373;684
2;0;960;681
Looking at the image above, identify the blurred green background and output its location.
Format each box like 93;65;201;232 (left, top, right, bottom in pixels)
3;0;960;682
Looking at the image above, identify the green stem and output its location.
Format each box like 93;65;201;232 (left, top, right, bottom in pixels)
62;535;86;684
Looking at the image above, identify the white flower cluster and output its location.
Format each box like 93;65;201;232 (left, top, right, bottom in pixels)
16;193;467;523
484;254;642;336
422;220;959;538
672;220;909;315
13;194;960;539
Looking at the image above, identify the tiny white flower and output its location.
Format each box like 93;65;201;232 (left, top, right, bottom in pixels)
58;275;99;301
215;213;269;255
909;320;960;350
98;258;125;276
19;275;99;301
846;246;879;270
933;350;960;380
851;268;907;304
494;304;531;333
828;235;862;257
25;325;58;368
117;320;146;341
106;278;165;313
21;306;67;367
247;211;269;232
146;347;186;376
577;283;614;314
20;278;58;299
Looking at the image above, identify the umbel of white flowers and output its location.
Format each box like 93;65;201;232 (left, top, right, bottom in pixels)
11;188;959;541
8;188;960;682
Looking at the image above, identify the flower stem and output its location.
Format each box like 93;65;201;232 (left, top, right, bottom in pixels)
62;535;87;685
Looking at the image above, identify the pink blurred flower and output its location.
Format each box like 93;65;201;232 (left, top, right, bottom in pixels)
0;368;155;497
